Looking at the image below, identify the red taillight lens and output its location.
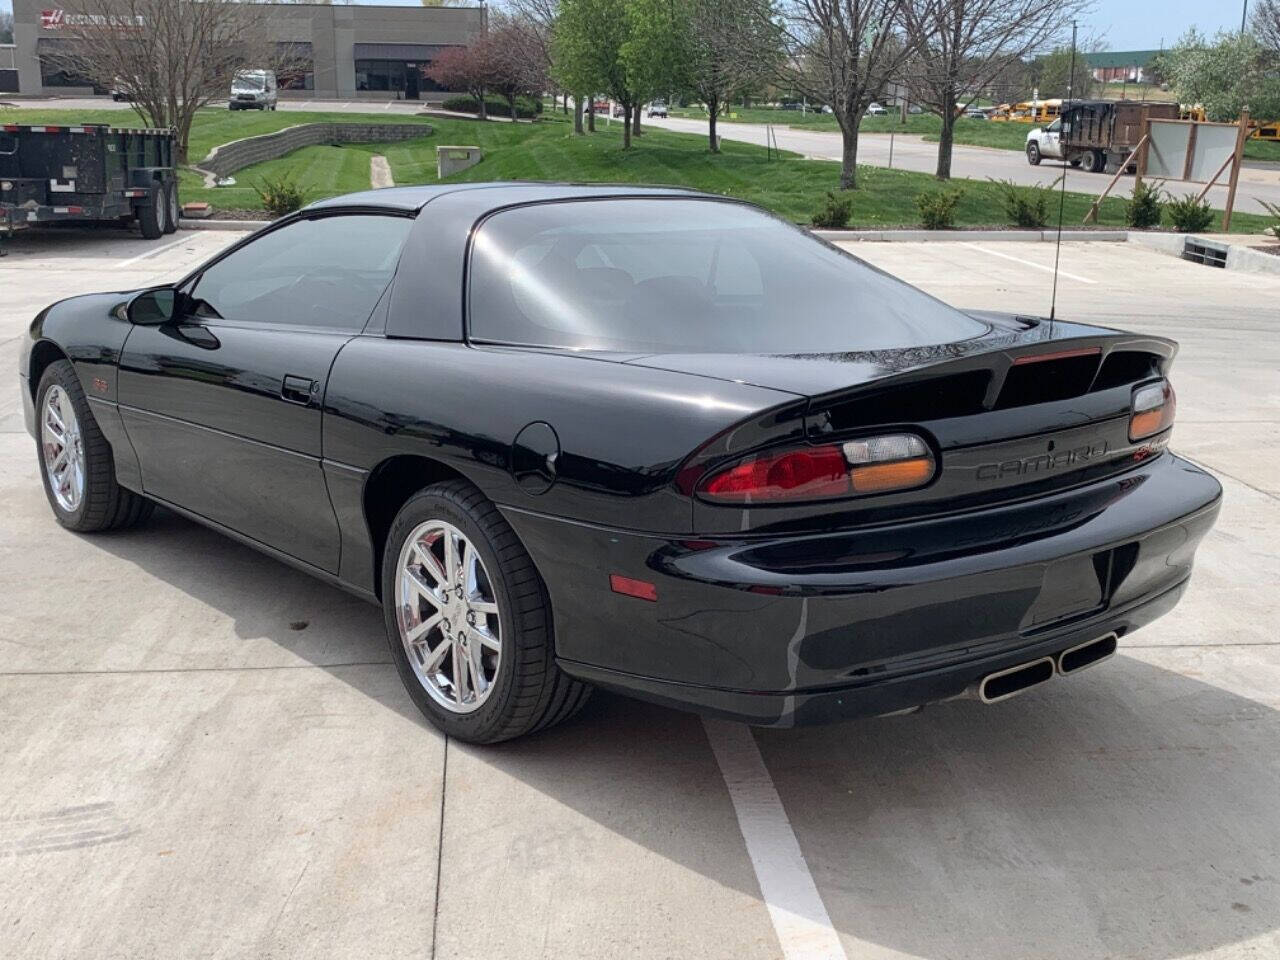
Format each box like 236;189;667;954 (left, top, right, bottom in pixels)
1130;380;1176;441
701;445;850;503
697;434;935;504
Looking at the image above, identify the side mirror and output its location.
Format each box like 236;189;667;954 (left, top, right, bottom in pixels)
127;288;177;325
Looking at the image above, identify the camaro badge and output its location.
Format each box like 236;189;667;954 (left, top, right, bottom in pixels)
975;440;1109;480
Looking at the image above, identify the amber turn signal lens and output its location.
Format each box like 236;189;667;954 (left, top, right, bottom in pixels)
1130;380;1176;441
850;457;936;494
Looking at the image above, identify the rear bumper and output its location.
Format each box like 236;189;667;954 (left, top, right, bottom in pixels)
504;452;1221;726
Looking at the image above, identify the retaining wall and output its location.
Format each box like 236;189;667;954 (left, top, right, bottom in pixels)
198;122;432;179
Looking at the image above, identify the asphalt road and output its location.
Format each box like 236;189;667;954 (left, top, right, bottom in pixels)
647;114;1280;218
2;226;1279;959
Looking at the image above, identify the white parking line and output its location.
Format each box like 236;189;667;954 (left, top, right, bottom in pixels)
959;242;1098;284
703;718;848;960
115;236;194;269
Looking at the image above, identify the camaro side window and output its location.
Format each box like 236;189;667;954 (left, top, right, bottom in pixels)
468;199;987;354
190;215;411;331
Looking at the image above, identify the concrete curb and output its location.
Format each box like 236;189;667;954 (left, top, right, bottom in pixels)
813;228;1129;242
179;218;266;231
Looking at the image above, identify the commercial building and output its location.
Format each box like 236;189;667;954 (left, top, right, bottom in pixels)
7;1;484;100
1085;50;1162;85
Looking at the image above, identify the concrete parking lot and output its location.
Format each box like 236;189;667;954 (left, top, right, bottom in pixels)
2;228;1278;960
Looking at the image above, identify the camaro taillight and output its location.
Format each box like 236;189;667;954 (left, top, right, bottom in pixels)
1130;380;1176;441
698;433;936;504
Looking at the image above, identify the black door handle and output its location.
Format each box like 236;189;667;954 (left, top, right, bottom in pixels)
281;375;316;405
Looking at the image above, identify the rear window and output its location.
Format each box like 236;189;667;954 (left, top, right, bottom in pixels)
467;199;987;353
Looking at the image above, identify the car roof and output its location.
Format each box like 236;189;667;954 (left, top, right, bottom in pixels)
305;181;710;214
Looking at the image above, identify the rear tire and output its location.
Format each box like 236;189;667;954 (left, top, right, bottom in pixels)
162;182;179;234
1026;142;1041;166
35;360;153;533
1081;149;1104;173
381;480;591;744
137;185;164;239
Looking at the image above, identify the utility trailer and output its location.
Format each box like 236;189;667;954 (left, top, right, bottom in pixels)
1025;101;1179;174
0;123;180;248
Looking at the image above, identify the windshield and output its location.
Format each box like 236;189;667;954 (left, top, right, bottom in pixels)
233;73;266;91
467;199;988;354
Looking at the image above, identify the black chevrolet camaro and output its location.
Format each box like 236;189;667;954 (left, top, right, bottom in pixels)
20;183;1221;743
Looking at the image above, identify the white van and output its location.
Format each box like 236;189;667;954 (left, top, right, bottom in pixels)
229;70;278;111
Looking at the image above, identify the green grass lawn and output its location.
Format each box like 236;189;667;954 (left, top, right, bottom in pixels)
2;104;1273;233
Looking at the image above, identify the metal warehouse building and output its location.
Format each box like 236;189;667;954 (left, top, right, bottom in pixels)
7;1;484;101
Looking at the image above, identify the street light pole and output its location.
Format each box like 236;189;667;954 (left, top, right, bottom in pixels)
1241;0;1248;34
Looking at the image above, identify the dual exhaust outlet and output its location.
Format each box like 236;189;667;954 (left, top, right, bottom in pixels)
976;633;1118;704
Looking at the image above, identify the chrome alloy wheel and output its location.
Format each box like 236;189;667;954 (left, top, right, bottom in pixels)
395;520;502;713
41;384;85;513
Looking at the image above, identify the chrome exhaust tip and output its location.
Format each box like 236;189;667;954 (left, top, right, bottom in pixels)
976;657;1056;704
1056;633;1118;676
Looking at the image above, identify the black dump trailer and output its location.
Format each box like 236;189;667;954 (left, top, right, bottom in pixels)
0;122;180;244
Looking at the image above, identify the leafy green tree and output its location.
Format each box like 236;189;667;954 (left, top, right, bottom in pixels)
1029;47;1095;101
1162;29;1280;124
632;0;778;152
622;0;690;138
553;0;643;147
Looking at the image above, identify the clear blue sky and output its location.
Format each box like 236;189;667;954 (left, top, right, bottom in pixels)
0;0;1255;53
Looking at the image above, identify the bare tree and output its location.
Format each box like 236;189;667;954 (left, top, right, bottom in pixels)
1255;0;1280;53
902;0;1087;180
506;0;565;115
39;0;302;162
485;13;549;121
778;0;919;189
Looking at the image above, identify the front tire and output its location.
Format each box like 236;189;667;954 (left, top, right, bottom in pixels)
35;360;153;532
1026;142;1041;166
381;480;590;744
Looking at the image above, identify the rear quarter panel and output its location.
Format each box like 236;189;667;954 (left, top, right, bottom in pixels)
322;339;800;588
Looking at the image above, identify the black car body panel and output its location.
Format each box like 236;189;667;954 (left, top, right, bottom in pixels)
19;183;1222;726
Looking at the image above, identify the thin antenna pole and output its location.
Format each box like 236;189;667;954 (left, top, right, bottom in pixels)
1050;21;1077;322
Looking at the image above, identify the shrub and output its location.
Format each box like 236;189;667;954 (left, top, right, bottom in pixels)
989;176;1061;229
1260;199;1280;240
441;94;542;119
916;188;963;230
253;173;309;217
1125;180;1164;229
1164;192;1214;233
811;191;854;229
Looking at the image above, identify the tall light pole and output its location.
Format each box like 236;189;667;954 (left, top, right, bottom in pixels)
1242;0;1249;34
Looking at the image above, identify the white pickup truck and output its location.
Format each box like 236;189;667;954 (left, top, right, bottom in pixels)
1025;118;1097;170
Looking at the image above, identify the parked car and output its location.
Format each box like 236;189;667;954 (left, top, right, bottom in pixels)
865;102;888;116
780;101;803;111
229;69;277;111
647;100;668;118
591;99;610;114
821;104;834;114
965;107;988;119
19;183;1219;743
